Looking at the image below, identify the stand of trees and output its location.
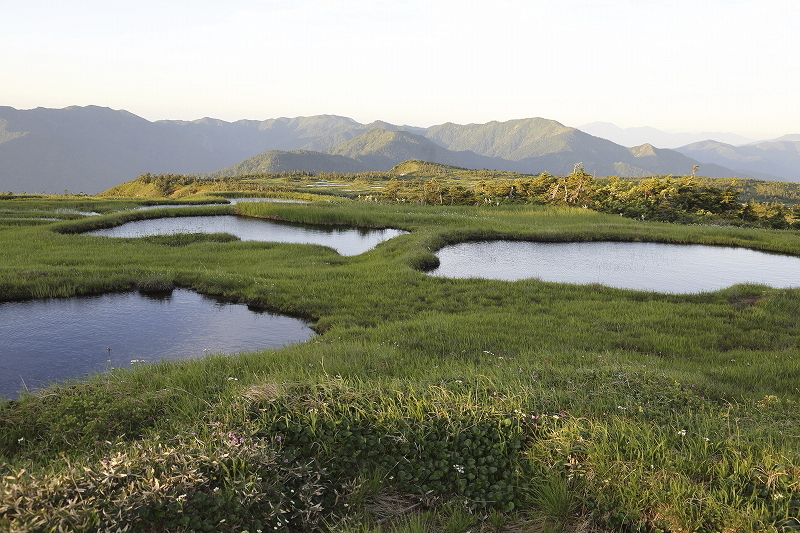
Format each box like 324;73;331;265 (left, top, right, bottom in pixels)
126;169;800;230
378;168;800;229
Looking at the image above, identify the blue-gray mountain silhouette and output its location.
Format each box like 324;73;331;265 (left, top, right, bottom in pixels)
1;106;795;193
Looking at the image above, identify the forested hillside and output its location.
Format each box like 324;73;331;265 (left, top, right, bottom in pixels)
101;162;800;230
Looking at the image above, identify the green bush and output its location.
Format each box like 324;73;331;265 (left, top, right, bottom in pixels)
245;381;561;512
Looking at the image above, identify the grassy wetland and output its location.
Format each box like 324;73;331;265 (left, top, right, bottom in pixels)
1;167;800;532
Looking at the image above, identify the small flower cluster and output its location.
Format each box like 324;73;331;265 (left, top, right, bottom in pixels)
514;410;567;421
227;431;246;446
207;421;247;447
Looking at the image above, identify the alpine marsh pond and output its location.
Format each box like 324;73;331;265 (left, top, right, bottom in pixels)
86;215;406;255
0;289;313;399
430;240;800;293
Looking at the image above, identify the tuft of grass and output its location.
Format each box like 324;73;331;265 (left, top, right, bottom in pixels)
530;475;579;520
386;511;433;533
439;500;478;532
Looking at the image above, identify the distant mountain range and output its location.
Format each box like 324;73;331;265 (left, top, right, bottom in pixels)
1;106;798;194
579;122;800;182
578;122;757;149
673;137;800;182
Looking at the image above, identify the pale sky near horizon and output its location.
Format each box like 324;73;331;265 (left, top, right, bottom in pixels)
3;0;797;139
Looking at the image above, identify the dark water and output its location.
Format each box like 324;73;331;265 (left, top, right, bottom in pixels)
87;215;405;256
430;241;800;293
0;289;314;399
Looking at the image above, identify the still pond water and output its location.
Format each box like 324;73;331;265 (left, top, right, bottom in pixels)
430;241;800;293
0;289;314;399
132;198;307;210
87;215;405;256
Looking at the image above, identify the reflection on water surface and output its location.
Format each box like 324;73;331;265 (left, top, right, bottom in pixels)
86;215;405;255
0;289;314;399
430;241;800;293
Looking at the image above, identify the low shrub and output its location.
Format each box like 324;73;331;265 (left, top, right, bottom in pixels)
1;382;168;459
1;431;329;532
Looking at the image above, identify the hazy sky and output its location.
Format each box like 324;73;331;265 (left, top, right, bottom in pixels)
3;0;797;138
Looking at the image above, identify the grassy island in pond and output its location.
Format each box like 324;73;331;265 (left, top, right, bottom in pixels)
1;166;799;532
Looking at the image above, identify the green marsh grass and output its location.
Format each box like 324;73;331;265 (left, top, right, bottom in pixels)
1;195;800;531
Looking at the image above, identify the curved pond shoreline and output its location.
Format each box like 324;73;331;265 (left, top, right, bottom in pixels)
84;215;406;256
429;240;800;294
0;289;315;400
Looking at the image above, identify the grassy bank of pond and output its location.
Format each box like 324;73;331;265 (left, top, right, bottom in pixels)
1;189;799;532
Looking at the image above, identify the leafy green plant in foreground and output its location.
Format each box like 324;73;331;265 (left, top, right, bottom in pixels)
1;430;330;532
2;340;799;531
